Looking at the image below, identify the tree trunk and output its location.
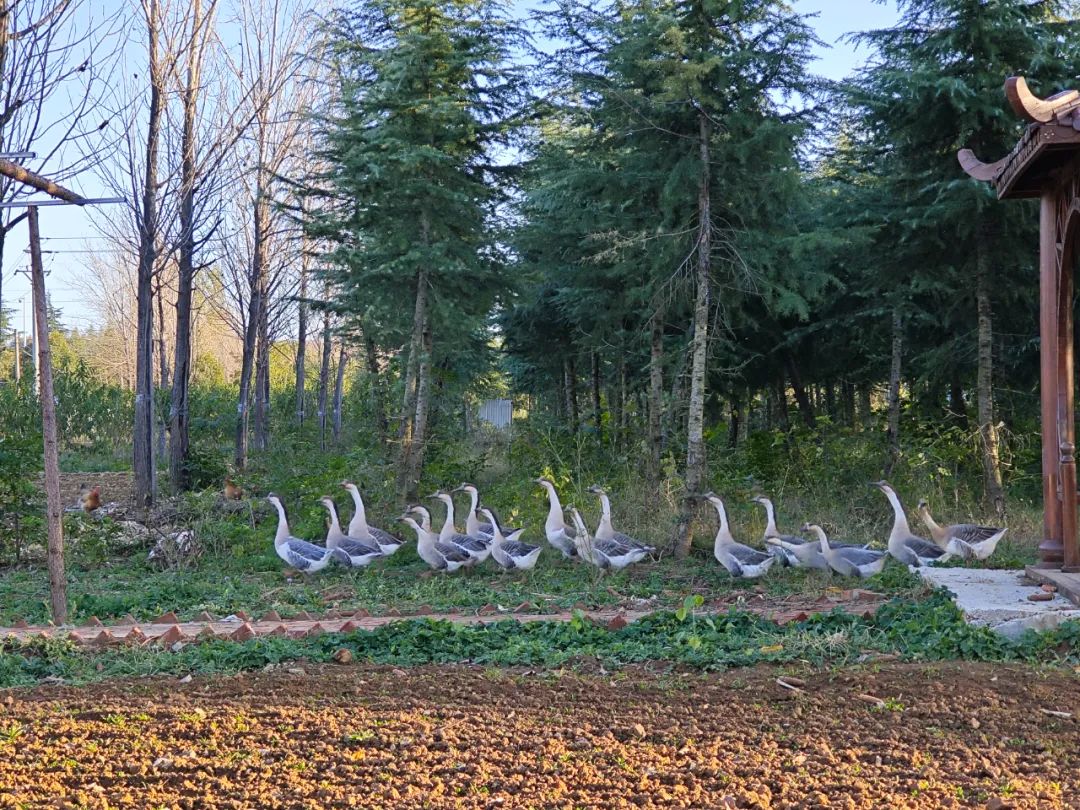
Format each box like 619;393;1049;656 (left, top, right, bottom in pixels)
294;251;308;427
168;0;203;492
783;351;816;429
402;316;433;502
134;0;163;508
618;352;628;434
253;301;270;451
29;207;66;624
397;261;429;500
564;356;578;434
859;383;873;430
727;396;741;449
333;342;346;444
155;280;169;463
976;242;1005;517
317;309;331;451
234;191;267;470
673;112;712;559
842;380;856;428
948;366;967;427
884;306;903;476
824;379;836;422
362;322;387;444
591;351;602;437
774;374;791;432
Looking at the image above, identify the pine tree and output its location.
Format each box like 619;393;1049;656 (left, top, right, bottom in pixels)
307;0;523;501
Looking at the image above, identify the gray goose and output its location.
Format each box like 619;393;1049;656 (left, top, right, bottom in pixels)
703;493;776;579
535;478;578;558
342;482;403;555
399;506;471;572
267;494;334;573
431;491;490;565
803;523;887;578
751;495;806;566
320;497;384;567
917;500;1007;561
871;481;951;566
587;485;655;556
566;506;650;570
479;506;541;571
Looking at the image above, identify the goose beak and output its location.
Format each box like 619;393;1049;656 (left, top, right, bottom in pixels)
869;481;886;490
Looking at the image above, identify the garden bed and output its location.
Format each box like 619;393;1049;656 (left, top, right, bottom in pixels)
1;661;1076;808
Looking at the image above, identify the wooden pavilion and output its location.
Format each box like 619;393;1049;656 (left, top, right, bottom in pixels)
960;77;1080;599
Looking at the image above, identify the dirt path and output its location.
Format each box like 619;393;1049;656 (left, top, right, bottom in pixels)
1;661;1076;809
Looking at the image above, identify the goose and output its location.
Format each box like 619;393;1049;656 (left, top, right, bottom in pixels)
750;495;806;566
702;492;776;578
566;506;650;570
478;506;542;571
802;523;887;578
319;497;384;567
871;481;952;566
917;500;1007;561
452;483;494;538
587;485;655;555
764;533;829;570
430;491;491;564
398;507;471;573
535;478;578;558
267;494;334;574
342;482;403;555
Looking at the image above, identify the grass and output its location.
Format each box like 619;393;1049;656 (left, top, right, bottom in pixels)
0;591;1077;689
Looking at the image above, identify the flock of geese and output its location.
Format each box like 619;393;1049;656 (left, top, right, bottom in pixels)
265;478;1008;580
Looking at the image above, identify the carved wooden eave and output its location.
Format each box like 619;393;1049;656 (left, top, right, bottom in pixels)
958;77;1080;199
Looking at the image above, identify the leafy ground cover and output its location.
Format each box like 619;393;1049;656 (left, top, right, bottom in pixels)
2;659;1077;808
1;592;1078;689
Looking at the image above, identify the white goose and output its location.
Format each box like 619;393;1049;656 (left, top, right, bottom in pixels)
342;481;403;555
703;492;776;578
320;497;384;567
917;500;1007;561
566;506;650;570
750;495;806;566
267;494;334;573
452;483;494;539
399;506;471;572
430;491;490;565
478;506;542;571
802;523;887;578
872;481;951;567
587;485;655;556
535;478;578;558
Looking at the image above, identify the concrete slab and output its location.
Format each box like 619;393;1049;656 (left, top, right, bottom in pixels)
918;567;1080;639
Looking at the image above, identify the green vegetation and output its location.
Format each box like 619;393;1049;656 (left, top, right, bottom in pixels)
2;591;1078;689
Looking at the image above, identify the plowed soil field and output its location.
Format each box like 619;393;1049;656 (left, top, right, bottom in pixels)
1;661;1077;809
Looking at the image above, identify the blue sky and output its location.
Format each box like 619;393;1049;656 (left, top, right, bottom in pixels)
3;0;900;334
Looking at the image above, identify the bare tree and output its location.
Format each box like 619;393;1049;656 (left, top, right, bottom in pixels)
225;0;315;468
0;0;122;335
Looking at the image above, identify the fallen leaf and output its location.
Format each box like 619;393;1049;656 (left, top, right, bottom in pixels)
856;693;885;709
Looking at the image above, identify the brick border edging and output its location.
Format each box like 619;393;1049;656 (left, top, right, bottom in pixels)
1;594;887;650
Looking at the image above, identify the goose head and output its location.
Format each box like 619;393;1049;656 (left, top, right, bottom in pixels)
586;484;607;497
452;482;479;495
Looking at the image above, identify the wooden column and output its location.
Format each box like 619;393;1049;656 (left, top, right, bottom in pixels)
1061;207;1080;572
28;206;68;624
1040;190;1064;566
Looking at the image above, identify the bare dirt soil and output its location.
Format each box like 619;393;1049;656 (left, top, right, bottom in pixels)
0;661;1077;809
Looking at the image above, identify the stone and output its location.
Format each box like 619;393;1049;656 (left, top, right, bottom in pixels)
332;648;354;664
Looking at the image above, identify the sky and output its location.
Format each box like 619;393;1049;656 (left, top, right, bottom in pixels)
2;0;900;335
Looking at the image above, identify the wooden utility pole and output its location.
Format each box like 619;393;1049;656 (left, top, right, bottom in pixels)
0;157;122;625
28;206;66;624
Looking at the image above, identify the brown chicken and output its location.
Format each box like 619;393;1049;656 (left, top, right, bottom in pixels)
80;485;101;513
223;478;244;500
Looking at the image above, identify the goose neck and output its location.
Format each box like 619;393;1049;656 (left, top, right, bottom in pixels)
272;501;290;545
883;487;911;539
438;497;456;541
325;502;345;545
347;487;369;535
597;493;614;535
543;485;564;531
760;499;779;536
